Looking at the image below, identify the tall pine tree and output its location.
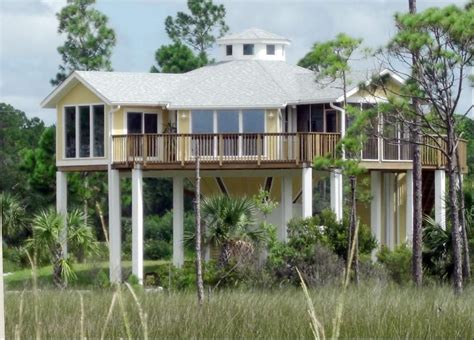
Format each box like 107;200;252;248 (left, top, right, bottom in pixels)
51;0;116;86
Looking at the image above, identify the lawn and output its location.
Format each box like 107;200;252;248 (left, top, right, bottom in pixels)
4;260;169;289
5;283;474;339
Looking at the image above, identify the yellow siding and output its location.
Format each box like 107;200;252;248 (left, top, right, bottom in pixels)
56;83;105;161
350;79;402;102
177;110;191;161
221;177;266;197
201;178;222;196
113;107;124;135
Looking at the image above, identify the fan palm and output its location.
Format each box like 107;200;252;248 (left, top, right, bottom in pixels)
202;195;265;268
0;193;26;243
422;215;453;280
29;208;98;288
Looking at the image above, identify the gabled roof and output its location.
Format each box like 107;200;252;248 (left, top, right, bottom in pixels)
41;61;403;109
216;28;290;44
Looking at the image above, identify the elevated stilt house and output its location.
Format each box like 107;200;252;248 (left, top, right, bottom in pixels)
41;28;467;283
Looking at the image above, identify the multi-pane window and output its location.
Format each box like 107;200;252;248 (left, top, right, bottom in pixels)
243;44;254;55
266;44;275;55
127;112;159;134
64;105;105;158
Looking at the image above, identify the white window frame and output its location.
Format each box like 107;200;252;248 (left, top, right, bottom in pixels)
125;110;162;134
243;44;255;56
266;44;275;55
190;109;267;158
63;103;106;160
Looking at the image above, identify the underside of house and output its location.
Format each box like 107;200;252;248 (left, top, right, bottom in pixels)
41;28;468;283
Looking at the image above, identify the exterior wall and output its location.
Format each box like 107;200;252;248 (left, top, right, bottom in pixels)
56;83;108;165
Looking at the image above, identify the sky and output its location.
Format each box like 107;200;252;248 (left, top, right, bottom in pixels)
0;0;472;126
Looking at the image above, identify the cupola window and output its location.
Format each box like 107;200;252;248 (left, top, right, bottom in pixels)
266;44;275;55
243;44;254;55
226;45;233;56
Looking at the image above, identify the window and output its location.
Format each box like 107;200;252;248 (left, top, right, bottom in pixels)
243;44;254;55
226;45;233;56
64;104;105;158
218;110;239;156
127;112;159;134
266;44;275;55
242;110;265;156
310;104;324;132
65;106;76;158
93;105;105;157
191;110;214;156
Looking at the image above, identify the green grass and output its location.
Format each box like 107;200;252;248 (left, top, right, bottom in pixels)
4;260;169;289
5;284;474;339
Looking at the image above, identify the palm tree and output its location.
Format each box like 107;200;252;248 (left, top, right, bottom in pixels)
29;208;98;288
0;193;26;244
202;195;265;268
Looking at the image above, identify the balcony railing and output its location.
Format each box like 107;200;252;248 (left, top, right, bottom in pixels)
112;132;340;167
111;133;467;171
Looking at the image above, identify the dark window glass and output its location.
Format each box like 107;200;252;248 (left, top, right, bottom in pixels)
326;110;338;133
243;44;254;55
297;105;310;132
127;112;142;134
144;114;158;133
242;110;265;133
242;110;265;156
191;110;214;133
217;110;239;133
310;104;324;132
93;105;105;157
226;45;233;56
266;44;275;55
79;106;90;157
65;106;76;158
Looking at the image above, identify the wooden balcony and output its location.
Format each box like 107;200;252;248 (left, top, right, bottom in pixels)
112;133;340;170
111;133;468;172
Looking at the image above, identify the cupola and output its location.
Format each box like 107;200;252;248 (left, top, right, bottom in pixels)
216;28;291;62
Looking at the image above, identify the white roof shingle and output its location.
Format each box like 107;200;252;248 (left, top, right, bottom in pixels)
42;60;389;109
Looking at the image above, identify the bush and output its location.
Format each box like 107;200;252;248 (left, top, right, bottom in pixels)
377;244;411;284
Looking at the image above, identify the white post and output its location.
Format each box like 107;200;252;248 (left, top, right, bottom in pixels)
280;176;293;241
0;205;5;340
108;169;122;283
330;170;343;222
370;171;382;259
56;171;68;257
384;172;395;249
302;166;313;218
435;169;446;230
173;176;184;267
405;170;414;245
132;167;144;284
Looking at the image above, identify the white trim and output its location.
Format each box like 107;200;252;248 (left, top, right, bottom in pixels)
124;108;162;134
57;159;108;167
62;103;106;160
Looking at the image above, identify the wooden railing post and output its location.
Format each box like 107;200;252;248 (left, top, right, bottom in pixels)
257;133;262;166
143;135;147;166
219;134;223;166
295;133;300;165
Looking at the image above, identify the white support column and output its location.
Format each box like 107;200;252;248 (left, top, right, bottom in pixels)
302;166;313;218
405;170;414;245
280;176;293;241
108;169;122;283
132;167;144;284
330;170;343;222
384;172;395;249
370;171;382;258
435;169;446;230
173;176;184;267
56;171;68;257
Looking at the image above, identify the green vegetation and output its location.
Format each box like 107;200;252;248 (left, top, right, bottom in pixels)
5;285;474;339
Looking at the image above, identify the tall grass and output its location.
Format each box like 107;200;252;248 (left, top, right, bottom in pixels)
5;284;474;339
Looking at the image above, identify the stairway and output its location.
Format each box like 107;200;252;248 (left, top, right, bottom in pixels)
422;170;435;216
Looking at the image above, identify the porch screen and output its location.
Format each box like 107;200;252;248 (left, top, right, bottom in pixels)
242;110;264;156
65;106;76;158
218;110;239;156
191;110;214;156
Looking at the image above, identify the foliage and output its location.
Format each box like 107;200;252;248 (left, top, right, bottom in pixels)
0;193;26;245
150;42;207;73
0;103;45;194
267;209;376;286
165;0;228;56
28;208;98;288
377;244;412;284
51;0;116;85
298;33;362;85
20;127;57;209
422;216;454;281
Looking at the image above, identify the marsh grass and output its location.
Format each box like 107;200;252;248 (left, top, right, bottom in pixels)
5;284;474;339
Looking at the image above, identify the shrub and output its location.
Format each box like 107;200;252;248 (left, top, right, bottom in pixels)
377;244;411;284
